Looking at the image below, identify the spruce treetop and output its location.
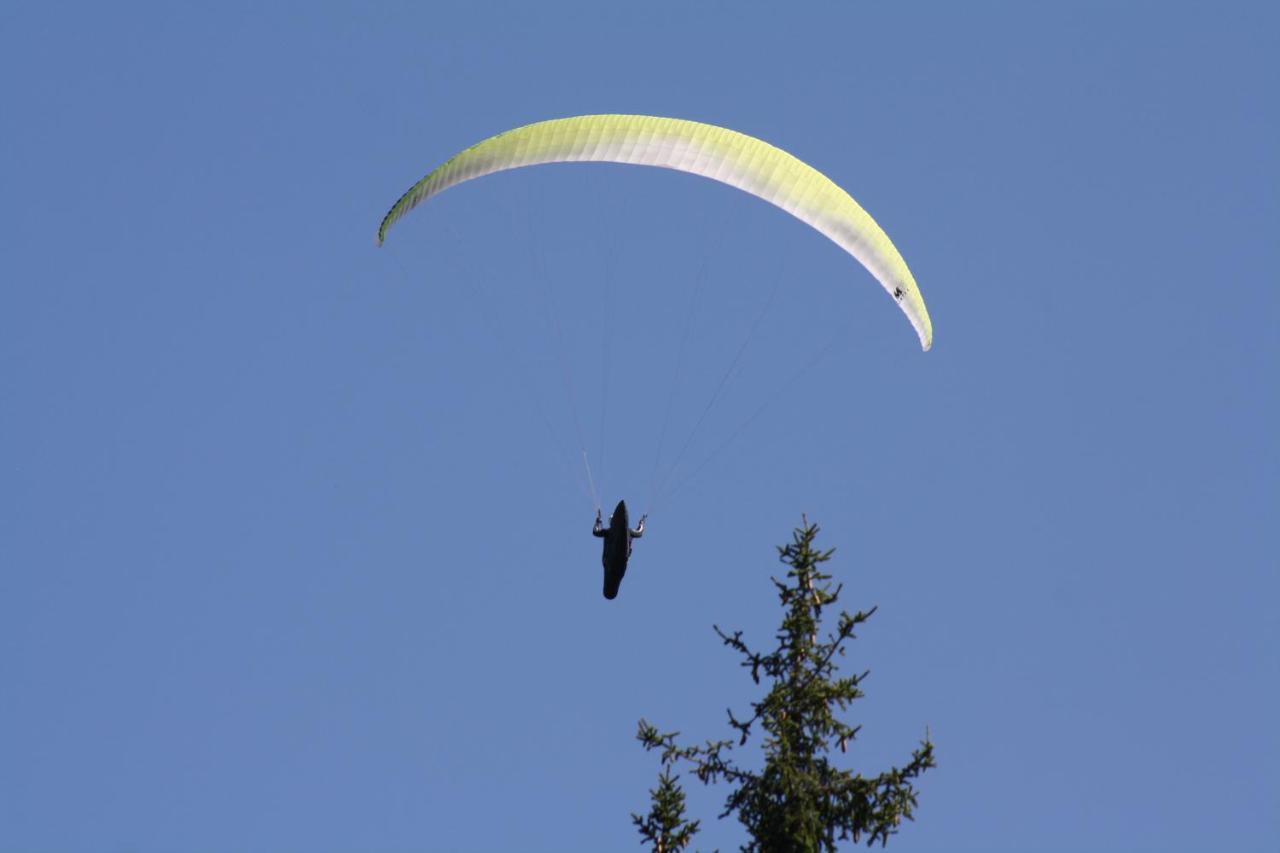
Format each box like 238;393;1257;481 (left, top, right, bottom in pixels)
635;517;935;852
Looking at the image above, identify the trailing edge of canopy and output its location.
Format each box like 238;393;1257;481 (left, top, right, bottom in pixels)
377;114;932;350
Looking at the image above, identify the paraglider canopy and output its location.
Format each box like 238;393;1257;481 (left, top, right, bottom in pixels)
377;114;933;351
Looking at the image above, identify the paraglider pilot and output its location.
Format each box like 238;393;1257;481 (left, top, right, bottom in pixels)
593;500;645;600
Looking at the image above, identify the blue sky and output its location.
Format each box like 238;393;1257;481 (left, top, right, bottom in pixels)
2;2;1276;850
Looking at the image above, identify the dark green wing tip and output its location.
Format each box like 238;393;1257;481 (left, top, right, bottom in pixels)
375;209;395;247
377;178;428;247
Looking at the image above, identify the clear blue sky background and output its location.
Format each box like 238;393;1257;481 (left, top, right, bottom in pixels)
2;2;1276;851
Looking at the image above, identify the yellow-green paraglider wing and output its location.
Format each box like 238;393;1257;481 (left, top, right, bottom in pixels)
377;115;932;351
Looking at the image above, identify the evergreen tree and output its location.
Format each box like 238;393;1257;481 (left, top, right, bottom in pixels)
632;767;700;852
635;517;935;851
